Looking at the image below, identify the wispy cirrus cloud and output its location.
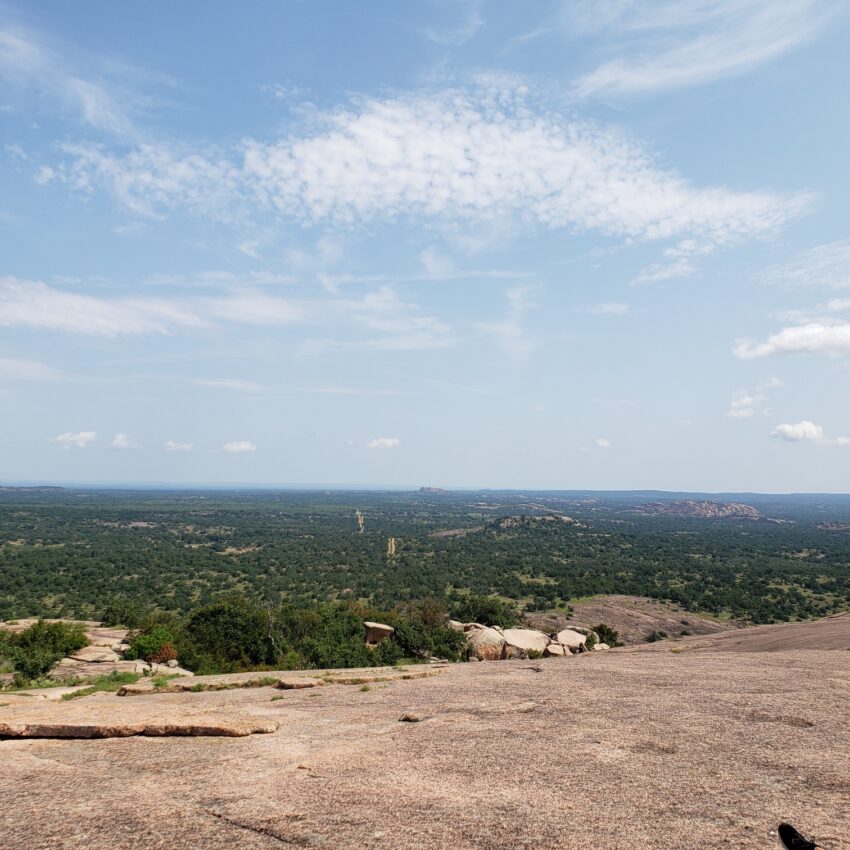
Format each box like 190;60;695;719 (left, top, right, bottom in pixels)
569;0;833;98
476;285;539;361
0;27;144;137
0;357;57;380
423;0;484;46
0;277;206;336
759;240;850;290
192;378;264;392
585;302;631;315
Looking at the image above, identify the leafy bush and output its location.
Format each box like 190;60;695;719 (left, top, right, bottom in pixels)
646;630;668;643
7;620;88;681
125;625;177;662
593;623;623;647
176;597;281;674
449;594;519;628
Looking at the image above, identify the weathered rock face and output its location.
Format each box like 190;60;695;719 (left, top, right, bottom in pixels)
466;627;506;661
364;621;395;648
501;629;550;655
556;629;588;651
0;719;278;739
68;646;121;664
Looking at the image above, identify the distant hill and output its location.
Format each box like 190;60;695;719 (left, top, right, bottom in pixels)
635;499;762;520
0;485;66;493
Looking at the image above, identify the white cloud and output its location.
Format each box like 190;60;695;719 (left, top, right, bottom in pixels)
367;437;400;449
53;87;810;248
111;433;139;449
726;378;782;418
0;357;57;380
50;430;96;449
569;0;832;98
424;0;484;46
595;437;611;449
586;302;630;315
734;322;850;358
476;285;538;361
772;420;824;442
222;440;256;453
760;240;850;290
0;277;205;336
192;378;264;392
419;247;456;277
307;286;454;353
632;258;696;285
205;293;304;326
165;440;194;452
0;29;137;136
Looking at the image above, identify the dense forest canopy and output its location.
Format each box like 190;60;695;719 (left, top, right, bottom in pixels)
1;488;849;624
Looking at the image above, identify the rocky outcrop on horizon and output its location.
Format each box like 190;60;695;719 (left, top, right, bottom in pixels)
635;499;762;520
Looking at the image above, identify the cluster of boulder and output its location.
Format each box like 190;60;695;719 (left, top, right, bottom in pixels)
362;619;611;661
448;621;610;661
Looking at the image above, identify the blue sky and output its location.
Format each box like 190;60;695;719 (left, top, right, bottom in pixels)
2;0;850;490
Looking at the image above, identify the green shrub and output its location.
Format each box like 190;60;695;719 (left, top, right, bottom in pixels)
386;600;467;661
176;597;281;674
646;630;668;643
449;594;519;628
125;625;177;662
7;620;89;681
593;623;623;647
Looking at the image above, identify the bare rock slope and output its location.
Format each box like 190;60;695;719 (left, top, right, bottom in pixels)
527;594;740;645
1;614;848;850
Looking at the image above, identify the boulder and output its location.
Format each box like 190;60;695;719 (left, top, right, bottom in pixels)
556;629;588;651
502;628;550;655
563;626;600;643
466;627;506;661
149;663;194;677
592;642;610;651
544;643;567;657
68;647;121;663
447;620;465;632
364;621;395;648
463;622;486;632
